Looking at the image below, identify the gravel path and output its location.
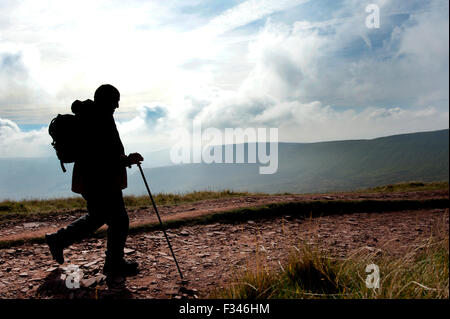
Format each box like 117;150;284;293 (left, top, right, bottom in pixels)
0;193;447;299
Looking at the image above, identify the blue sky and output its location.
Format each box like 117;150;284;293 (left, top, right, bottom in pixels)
0;0;448;158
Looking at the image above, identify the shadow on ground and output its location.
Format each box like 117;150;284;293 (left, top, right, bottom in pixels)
36;268;133;299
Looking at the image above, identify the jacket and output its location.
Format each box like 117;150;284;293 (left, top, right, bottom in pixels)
70;99;127;194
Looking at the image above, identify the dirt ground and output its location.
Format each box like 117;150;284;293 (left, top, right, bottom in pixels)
0;190;448;299
0;189;446;241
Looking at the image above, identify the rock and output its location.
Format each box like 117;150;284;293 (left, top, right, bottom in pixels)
23;222;40;228
180;230;190;236
83;260;99;268
19;272;28;277
124;248;135;254
95;274;106;284
81;277;97;288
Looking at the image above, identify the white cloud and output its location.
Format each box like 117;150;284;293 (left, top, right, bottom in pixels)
0;0;448;158
0;117;52;157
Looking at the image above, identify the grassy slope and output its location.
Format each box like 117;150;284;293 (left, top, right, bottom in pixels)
0;181;447;219
0;190;257;220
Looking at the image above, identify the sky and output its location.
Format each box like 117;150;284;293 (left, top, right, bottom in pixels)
0;0;448;160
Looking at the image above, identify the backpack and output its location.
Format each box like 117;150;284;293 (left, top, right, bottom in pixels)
48;113;81;172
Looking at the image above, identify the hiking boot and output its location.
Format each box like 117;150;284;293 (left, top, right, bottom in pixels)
103;258;139;277
45;233;64;264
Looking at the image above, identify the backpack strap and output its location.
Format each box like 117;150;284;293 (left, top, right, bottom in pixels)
60;160;67;173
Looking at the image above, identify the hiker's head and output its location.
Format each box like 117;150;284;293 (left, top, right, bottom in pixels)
94;84;120;114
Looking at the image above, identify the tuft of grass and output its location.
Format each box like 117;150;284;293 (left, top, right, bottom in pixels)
360;181;448;193
215;236;449;299
123;190;257;207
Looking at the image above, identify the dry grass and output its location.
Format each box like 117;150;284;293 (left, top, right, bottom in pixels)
0;190;259;219
215;234;449;299
360;181;448;193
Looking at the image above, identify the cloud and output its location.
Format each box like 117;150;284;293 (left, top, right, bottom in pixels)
0;118;20;135
197;0;310;37
0;52;37;108
0;117;52;157
0;0;448;159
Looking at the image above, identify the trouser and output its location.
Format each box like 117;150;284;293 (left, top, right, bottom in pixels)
54;190;129;261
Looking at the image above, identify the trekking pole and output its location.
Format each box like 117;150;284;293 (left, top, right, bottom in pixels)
137;162;184;280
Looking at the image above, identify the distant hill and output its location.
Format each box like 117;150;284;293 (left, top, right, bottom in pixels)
0;129;448;200
125;129;449;196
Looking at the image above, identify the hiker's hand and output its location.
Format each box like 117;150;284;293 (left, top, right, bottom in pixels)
128;153;144;165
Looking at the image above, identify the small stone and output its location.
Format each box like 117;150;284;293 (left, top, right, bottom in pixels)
19;272;28;277
23;222;40;228
180;230;189;236
124;248;135;255
81;277;97;288
83;260;99;268
95;274;106;283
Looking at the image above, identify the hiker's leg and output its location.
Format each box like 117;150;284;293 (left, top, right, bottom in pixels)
103;190;138;276
51;193;106;248
105;190;129;261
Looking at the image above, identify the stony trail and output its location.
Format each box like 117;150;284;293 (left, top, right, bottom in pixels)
0;190;448;299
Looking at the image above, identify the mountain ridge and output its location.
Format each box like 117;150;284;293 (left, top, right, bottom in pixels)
0;129;448;200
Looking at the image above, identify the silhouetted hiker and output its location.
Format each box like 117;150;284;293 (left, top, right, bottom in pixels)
45;84;144;277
